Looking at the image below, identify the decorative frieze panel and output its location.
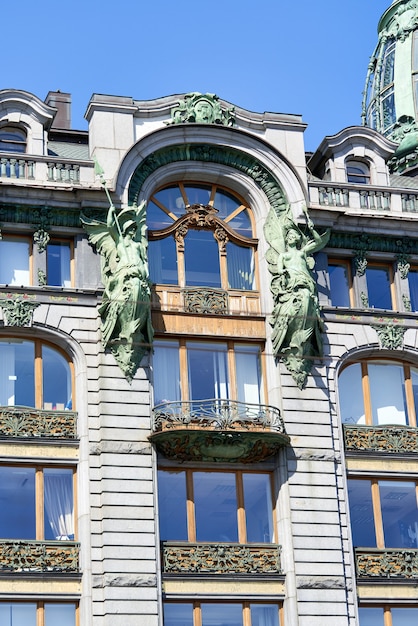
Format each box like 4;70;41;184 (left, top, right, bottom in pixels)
0;406;77;439
356;548;418;579
343;424;418;454
183;288;228;315
0;540;79;573
162;542;282;575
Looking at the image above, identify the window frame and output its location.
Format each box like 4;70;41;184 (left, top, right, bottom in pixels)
0;463;77;542
158;468;277;544
348;476;418;550
0;235;33;286
0;125;27;154
328;258;354;307
148;182;258;291
345;160;371;185
163;601;283;626
359;605;418;626
153;339;266;406
46;238;74;288
339;359;417;427
365;262;396;310
0;337;75;411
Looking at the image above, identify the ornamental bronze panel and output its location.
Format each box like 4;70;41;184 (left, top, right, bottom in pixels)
0;540;79;573
356;548;418;579
344;424;418;454
0;406;77;439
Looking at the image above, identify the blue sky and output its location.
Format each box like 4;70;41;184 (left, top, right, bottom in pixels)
3;0;390;151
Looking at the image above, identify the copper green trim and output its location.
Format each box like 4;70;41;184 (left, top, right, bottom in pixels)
0;296;40;326
0;406;77;439
167;92;235;126
128;144;288;210
0;540;79;573
329;232;418;255
343;424;418;454
356;548;418;579
162;542;282;575
0;203;82;229
371;320;407;349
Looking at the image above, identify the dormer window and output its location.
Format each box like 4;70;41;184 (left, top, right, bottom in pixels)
346;160;370;184
0;125;26;153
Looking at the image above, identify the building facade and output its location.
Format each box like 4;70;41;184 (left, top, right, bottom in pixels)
1;2;418;625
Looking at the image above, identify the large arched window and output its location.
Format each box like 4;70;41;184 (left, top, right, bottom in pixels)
0;338;73;409
147;183;257;291
339;360;418;427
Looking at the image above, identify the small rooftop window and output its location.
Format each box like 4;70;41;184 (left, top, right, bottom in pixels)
0;126;26;153
346;160;370;184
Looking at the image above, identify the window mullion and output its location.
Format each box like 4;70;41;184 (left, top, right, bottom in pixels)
186;470;196;542
236;471;246;543
36;468;44;541
404;365;417;427
177;238;186;288
194;603;202;626
243;603;251;626
361;363;373;425
228;342;236;400
180;341;188;401
37;602;44;626
35;341;43;409
383;606;392;626
371;479;385;549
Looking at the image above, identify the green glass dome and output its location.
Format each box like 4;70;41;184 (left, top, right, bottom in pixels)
363;0;418;138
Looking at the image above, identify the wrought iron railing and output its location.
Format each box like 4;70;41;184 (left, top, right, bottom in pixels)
343;424;418;454
151;399;285;433
0;540;79;573
356;548;418;579
162;542;282;575
0;406;77;439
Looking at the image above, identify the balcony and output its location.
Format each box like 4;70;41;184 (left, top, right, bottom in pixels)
356;548;418;580
0;406;77;439
308;180;418;214
0;152;94;186
162;541;282;576
149;399;289;463
0;540;79;574
343;424;418;455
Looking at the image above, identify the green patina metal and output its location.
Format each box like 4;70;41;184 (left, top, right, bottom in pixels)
329;231;418;255
81;201;153;382
264;205;330;388
166;92;235;127
128;143;288;210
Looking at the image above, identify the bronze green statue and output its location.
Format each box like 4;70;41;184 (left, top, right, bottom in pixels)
81;201;153;381
264;205;330;388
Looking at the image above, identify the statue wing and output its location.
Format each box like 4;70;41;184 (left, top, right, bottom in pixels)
80;215;118;273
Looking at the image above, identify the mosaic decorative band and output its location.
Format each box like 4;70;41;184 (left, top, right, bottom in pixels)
0;406;77;439
0;540;79;573
162;542;282;575
343;424;418;454
356;549;418;579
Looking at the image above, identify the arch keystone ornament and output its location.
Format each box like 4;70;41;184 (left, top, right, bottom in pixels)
167;92;235;126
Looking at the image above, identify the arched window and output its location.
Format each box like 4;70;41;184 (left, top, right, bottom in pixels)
345;160;370;184
0;338;73;410
339;360;418;427
0;125;27;153
147;183;257;291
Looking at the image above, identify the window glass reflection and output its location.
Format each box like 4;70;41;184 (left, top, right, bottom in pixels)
235;345;261;405
0;240;30;285
187;343;229;401
42;345;72;410
153;187;185;217
348;479;376;548
153;340;181;405
148;238;178;285
329;263;350;307
358;607;384;626
44;604;76;626
243;474;274;542
184;185;211;206
0;339;35;407
338;364;365;424
391;608;418;625
0;467;36;538
407;269;418;311
250;604;279;626
158;470;187;541
227;243;254;290
44;469;74;540
194;472;238;542
0;603;37;626
366;267;392;309
379;481;418;548
47;243;71;287
184;230;221;287
163;603;193;626
368;363;407;425
201;603;243;626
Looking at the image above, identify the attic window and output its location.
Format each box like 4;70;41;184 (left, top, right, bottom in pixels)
0;126;26;153
346;160;370;184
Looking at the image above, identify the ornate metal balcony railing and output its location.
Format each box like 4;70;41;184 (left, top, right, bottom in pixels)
343;424;418;454
0;406;77;439
0;540;79;573
356;548;418;579
162;542;282;575
150;399;289;463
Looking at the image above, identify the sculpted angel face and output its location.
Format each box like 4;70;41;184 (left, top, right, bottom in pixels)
286;229;301;247
195;99;214;123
